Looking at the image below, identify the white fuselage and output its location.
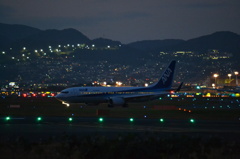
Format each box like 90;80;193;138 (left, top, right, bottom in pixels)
56;86;168;104
55;60;177;107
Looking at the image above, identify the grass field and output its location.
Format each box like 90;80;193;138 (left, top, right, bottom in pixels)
1;96;240;121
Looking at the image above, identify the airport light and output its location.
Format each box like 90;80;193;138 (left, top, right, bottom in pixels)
129;118;134;122
68;117;73;122
235;71;239;86
228;74;232;86
212;83;215;89
160;118;164;122
213;74;219;86
228;73;232;80
5;116;11;121
190;119;195;123
98;117;104;122
116;81;122;86
37;117;42;121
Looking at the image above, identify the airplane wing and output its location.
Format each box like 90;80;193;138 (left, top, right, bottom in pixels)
112;91;171;103
201;88;240;93
121;82;183;101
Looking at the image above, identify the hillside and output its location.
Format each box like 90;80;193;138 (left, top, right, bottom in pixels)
0;23;240;56
174;31;240;53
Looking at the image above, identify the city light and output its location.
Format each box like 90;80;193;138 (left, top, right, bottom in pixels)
68;117;73;122
160;118;164;122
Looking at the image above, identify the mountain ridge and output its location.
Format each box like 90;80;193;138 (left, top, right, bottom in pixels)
0;23;240;55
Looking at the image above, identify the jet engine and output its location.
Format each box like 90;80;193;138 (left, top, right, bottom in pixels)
108;97;127;107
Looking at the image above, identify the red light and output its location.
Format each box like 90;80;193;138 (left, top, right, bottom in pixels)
170;91;175;94
51;93;55;97
42;94;46;97
32;93;36;97
23;94;27;97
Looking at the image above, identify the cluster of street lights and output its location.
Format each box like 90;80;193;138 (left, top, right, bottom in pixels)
213;71;239;87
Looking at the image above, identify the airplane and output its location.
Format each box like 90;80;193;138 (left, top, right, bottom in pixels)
55;60;179;107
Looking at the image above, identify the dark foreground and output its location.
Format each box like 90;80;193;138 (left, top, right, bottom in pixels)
0;117;240;159
1;96;240;158
0;132;240;159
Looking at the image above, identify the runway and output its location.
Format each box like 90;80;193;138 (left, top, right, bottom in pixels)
1;117;240;141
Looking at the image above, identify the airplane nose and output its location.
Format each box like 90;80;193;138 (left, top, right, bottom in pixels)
55;93;63;100
55;93;70;103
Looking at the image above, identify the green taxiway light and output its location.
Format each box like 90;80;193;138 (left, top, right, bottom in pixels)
160;118;164;122
37;117;42;121
98;117;104;122
129;118;134;122
190;119;195;123
5;116;11;121
68;117;73;122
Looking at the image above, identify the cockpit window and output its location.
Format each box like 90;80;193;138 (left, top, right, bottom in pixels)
61;91;69;94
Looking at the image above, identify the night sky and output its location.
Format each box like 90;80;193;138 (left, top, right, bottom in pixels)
1;0;240;43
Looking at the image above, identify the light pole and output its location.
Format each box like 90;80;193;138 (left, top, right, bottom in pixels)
228;74;232;86
213;74;219;87
235;71;239;86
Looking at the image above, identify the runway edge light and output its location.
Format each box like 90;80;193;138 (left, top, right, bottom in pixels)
98;117;104;122
37;117;42;121
68;117;73;122
5;116;11;121
160;118;164;122
129;118;134;122
190;118;195;123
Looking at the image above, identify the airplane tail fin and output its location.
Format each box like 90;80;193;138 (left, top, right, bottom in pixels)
175;82;183;92
150;60;176;89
